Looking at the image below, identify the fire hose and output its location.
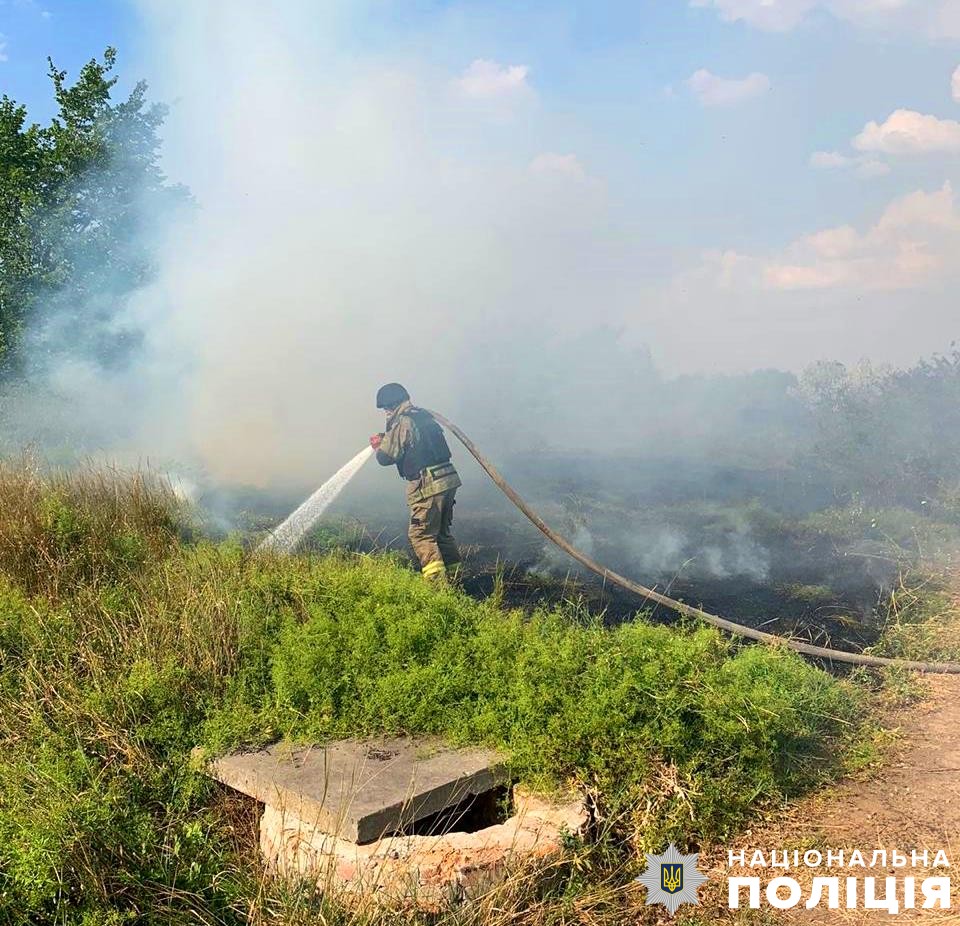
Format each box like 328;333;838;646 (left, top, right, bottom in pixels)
426;410;960;675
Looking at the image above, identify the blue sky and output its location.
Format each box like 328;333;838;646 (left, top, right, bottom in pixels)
3;1;960;376
1;0;137;117
3;1;957;245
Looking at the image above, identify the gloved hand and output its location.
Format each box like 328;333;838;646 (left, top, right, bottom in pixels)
370;433;384;451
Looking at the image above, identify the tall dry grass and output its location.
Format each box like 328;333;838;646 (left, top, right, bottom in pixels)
0;457;184;599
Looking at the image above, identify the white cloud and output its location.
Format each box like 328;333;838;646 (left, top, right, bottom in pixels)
690;0;817;31
454;59;531;100
813;109;960;178
810;150;857;169
529;152;587;179
802;225;863;259
691;0;958;35
755;183;960;290
953;65;960;103
691;183;960;295
685;68;771;106
853;109;960;155
0;35;8;63
809;149;890;177
662;181;960;368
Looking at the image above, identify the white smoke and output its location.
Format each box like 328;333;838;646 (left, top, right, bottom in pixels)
99;0;625;488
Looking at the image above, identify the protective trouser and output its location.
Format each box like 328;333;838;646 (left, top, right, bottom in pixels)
408;488;460;580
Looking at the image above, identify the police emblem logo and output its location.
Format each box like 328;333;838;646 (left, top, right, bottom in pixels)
636;843;708;915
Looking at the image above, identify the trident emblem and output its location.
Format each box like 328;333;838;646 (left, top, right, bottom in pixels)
661;863;684;894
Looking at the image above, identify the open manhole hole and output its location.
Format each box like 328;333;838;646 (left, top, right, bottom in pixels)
398;783;513;837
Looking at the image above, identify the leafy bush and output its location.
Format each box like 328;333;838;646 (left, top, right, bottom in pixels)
208;554;859;839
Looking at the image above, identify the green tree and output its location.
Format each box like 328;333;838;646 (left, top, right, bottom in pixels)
0;48;187;371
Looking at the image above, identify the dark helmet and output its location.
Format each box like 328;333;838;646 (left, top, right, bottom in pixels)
376;382;410;409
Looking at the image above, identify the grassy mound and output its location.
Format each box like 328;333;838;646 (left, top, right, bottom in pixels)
0;464;867;924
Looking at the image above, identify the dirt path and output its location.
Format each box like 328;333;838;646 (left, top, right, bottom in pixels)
715;675;960;922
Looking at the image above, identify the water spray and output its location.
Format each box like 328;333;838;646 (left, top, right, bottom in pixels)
258;445;373;554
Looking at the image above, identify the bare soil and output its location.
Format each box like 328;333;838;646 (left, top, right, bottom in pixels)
701;674;960;923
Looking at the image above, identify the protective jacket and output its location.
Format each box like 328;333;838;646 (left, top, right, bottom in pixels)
376;401;462;503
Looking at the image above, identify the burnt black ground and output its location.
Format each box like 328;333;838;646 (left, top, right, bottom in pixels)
250;506;889;658
207;451;914;658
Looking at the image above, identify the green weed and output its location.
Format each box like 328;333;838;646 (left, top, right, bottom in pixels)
0;463;892;925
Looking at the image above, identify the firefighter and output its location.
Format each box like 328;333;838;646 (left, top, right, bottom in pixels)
370;383;462;581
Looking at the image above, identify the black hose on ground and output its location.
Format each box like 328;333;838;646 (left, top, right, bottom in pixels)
427;410;960;675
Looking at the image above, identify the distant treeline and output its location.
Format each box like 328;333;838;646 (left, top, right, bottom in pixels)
795;353;960;511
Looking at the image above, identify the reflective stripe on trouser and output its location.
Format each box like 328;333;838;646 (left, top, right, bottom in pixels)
408;488;460;579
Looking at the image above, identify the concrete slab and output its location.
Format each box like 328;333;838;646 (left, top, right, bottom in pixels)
209;737;509;844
